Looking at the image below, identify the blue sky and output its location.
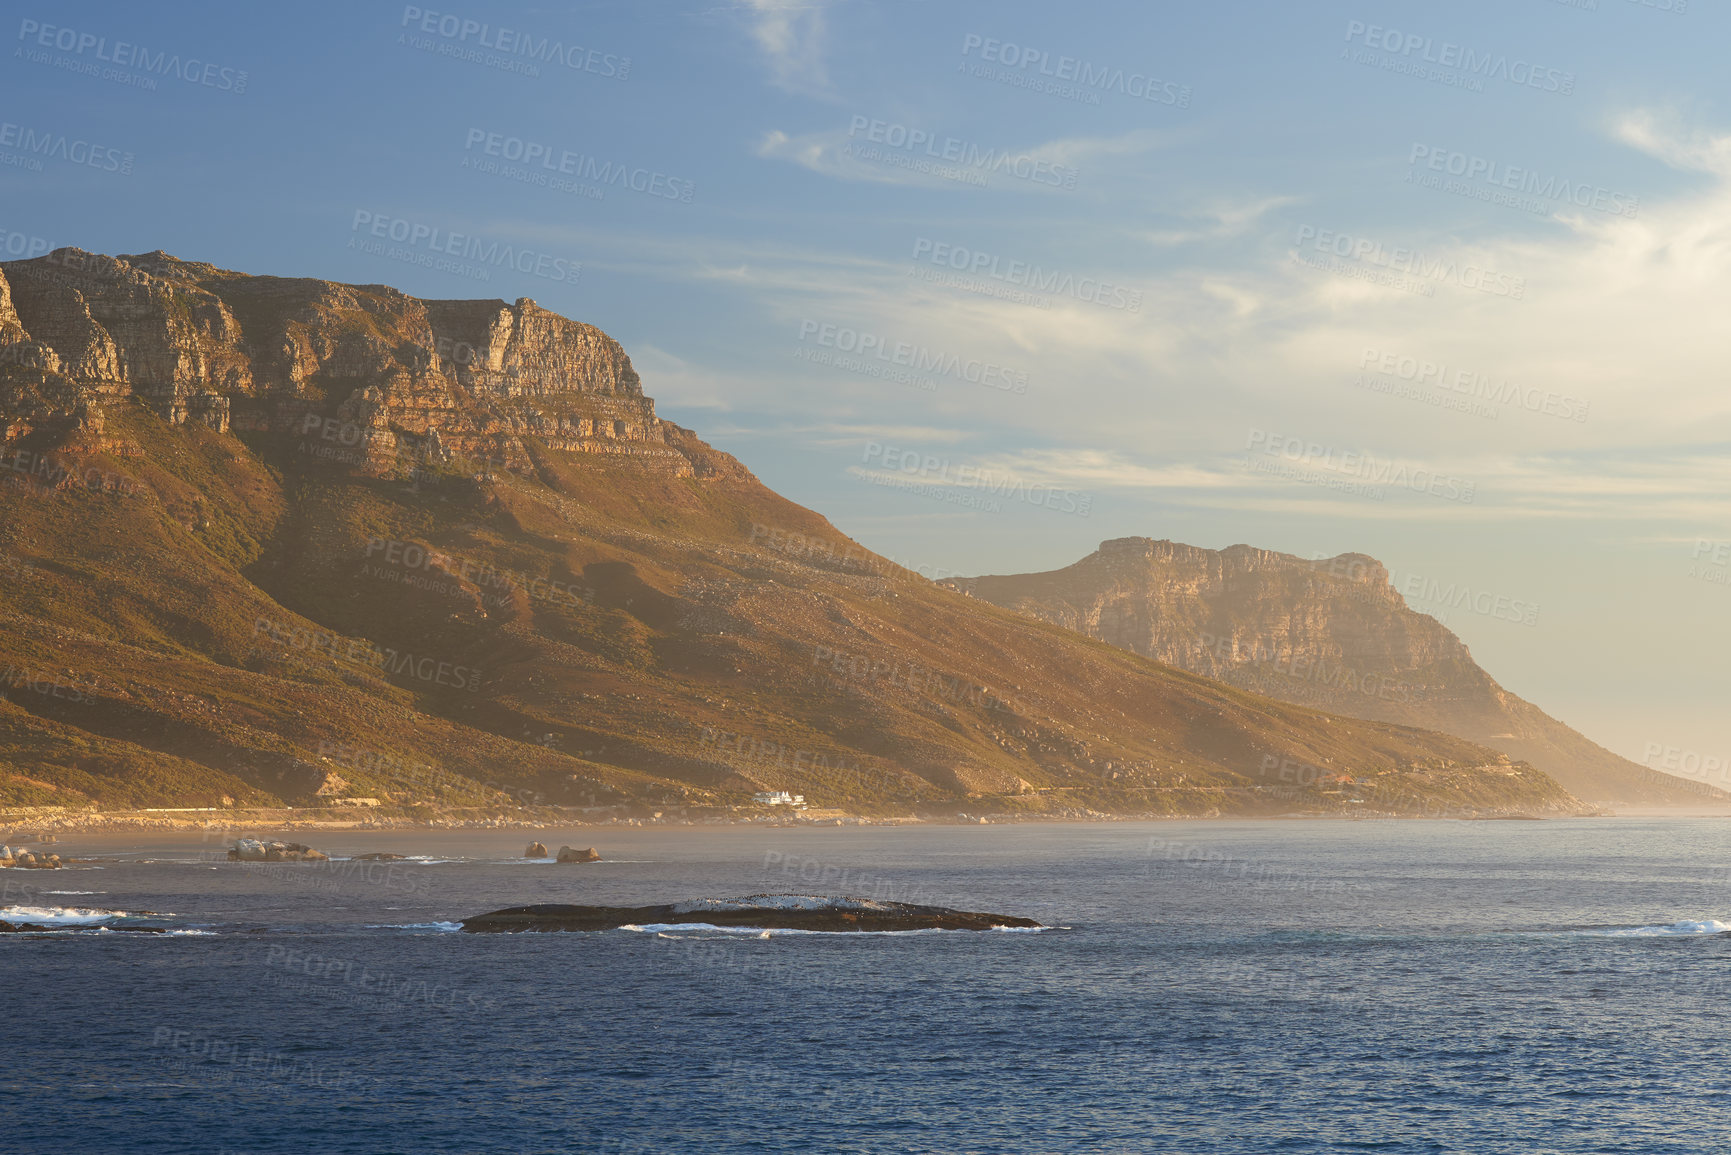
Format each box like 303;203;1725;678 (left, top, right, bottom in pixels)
5;0;1730;770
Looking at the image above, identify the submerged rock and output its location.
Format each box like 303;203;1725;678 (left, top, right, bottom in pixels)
555;846;600;863
350;852;406;861
459;895;1043;933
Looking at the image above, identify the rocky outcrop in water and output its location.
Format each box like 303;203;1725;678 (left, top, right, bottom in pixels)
228;839;328;862
0;845;61;868
460;895;1043;933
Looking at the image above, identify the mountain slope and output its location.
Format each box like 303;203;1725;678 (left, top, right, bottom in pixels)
942;537;1712;806
0;249;1587;819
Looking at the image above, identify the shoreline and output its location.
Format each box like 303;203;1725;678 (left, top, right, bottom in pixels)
2;801;1725;837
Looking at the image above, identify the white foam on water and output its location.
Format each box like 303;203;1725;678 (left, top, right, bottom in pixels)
364;921;464;932
41;891;102;895
0;905;123;926
1570;919;1731;937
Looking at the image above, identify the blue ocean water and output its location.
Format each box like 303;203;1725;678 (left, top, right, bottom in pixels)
4;818;1731;1153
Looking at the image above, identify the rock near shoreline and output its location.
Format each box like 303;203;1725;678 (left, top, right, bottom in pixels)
227;839;328;862
0;845;60;869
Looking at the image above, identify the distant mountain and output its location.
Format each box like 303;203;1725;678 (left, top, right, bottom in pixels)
0;250;1587;819
941;537;1714;806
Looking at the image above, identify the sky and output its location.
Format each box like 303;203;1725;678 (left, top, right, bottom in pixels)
3;0;1728;776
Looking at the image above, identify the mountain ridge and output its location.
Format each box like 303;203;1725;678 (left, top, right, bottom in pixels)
0;248;1600;819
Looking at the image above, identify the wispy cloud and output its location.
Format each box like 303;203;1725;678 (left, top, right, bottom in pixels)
1138;196;1298;247
1613;110;1731;176
739;0;832;96
754;124;1176;195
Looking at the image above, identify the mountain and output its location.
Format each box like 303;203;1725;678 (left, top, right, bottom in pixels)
940;537;1713;806
0;249;1588;819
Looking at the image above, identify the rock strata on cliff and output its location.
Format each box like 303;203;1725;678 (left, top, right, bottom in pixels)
0;248;696;476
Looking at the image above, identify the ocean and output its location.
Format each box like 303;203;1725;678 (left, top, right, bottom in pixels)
3;818;1729;1153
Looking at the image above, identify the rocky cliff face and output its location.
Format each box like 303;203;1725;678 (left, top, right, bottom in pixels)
0;248;695;475
944;537;1711;806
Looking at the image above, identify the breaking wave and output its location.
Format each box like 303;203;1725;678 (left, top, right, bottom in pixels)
1567;919;1731;938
